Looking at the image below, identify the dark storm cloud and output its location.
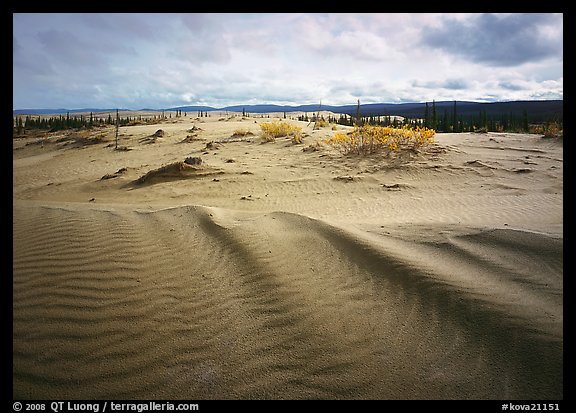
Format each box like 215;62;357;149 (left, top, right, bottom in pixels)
421;13;562;66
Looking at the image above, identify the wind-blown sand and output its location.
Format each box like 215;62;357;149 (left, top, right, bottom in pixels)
13;113;563;399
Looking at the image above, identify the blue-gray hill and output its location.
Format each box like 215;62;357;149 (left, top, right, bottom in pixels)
14;100;562;123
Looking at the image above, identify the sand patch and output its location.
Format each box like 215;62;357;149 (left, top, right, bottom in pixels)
13;116;563;399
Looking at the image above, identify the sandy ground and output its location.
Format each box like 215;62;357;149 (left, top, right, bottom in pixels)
13;113;563;399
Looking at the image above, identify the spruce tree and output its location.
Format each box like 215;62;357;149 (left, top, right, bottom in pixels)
115;109;119;150
432;100;437;130
453;101;458;132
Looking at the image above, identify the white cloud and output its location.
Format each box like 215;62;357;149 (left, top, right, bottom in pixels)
13;13;563;109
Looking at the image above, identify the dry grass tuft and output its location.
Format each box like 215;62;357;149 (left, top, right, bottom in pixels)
231;129;255;138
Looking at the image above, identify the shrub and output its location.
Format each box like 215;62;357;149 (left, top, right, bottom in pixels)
260;120;302;142
324;124;435;155
313;119;329;129
531;122;562;139
291;133;303;144
543;123;562;138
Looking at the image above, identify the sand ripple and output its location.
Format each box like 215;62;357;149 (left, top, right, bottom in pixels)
13;203;562;399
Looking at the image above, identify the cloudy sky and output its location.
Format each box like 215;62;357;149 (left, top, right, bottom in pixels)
13;13;563;109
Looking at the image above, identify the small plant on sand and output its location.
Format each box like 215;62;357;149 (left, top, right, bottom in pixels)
302;140;324;152
290;130;305;144
324;124;435;156
260;120;303;143
313;119;329;129
231;128;255;138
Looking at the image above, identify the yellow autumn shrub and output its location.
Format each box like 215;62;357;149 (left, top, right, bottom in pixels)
260;121;302;142
324;124;435;155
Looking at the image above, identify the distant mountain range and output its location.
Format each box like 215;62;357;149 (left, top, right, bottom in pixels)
13;100;563;122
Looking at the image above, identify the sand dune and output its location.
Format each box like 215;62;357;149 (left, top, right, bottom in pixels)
13;115;562;399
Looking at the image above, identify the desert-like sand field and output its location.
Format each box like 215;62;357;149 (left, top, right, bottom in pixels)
13;112;563;399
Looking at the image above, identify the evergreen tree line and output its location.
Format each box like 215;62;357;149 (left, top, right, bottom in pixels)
297;112;420;128
338;100;562;133
299;100;561;133
297;113;347;124
14;101;561;135
351;110;531;132
420;101;533;133
13;112;170;135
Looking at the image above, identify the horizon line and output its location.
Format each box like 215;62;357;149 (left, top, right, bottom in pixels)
13;98;564;113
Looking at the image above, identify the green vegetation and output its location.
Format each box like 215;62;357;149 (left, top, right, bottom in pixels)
12;112;165;135
333;100;562;134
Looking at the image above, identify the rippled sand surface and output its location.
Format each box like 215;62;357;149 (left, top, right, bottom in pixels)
13;115;562;399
